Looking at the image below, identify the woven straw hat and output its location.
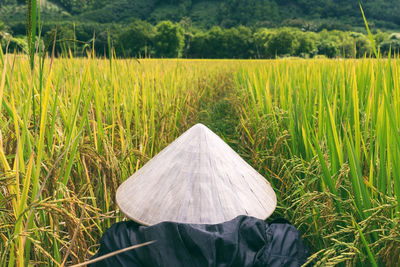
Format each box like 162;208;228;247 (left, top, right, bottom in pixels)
116;123;276;225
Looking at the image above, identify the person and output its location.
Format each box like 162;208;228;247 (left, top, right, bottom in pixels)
89;124;311;266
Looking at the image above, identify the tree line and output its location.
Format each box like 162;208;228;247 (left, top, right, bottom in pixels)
1;19;400;59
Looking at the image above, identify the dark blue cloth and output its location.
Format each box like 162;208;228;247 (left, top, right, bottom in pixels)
89;216;310;267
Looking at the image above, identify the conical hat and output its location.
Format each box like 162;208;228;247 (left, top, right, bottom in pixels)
116;123;276;225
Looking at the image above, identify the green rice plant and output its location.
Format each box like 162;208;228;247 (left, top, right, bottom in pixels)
235;58;400;265
0;56;241;265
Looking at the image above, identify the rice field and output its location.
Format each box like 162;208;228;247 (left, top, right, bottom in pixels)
0;52;399;266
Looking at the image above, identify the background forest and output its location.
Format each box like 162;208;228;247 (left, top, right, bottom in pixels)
0;0;400;58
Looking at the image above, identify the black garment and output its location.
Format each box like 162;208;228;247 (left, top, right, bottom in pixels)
89;216;310;267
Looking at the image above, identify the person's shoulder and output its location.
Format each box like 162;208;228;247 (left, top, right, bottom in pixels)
101;220;141;241
264;218;311;266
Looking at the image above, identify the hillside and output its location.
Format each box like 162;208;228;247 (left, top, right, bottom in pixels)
1;0;400;30
1;0;400;59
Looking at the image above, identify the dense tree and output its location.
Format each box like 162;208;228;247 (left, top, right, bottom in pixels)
223;26;254;58
295;32;317;57
351;32;372;57
205;26;225;58
185;26;257;59
154;21;184;58
317;40;338;58
217;0;279;27
374;30;389;47
2;0;400;31
116;20;155;57
6;19;393;59
254;29;272;58
185;31;206;58
44;25;76;55
0;0;16;6
380;33;400;55
266;29;298;57
51;0;88;14
79;0;157;23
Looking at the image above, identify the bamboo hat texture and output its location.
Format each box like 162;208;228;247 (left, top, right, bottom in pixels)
116;123;277;226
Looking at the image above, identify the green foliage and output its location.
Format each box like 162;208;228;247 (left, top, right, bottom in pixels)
0;0;18;6
266;29;298;57
253;29;271;58
295;32;317;57
203;26;225;58
217;0;279;27
0;2;70;25
0;20;28;53
1;14;393;60
44;25;76;55
51;0;88;14
149;3;186;23
186;25;255;59
339;35;356;58
116;20;155;57
154;20;184;58
2;0;400;31
354;34;373;57
1;35;28;52
380;35;400;55
185;31;206;58
189;1;219;28
317;39;338;58
223;26;254;59
79;0;156;23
